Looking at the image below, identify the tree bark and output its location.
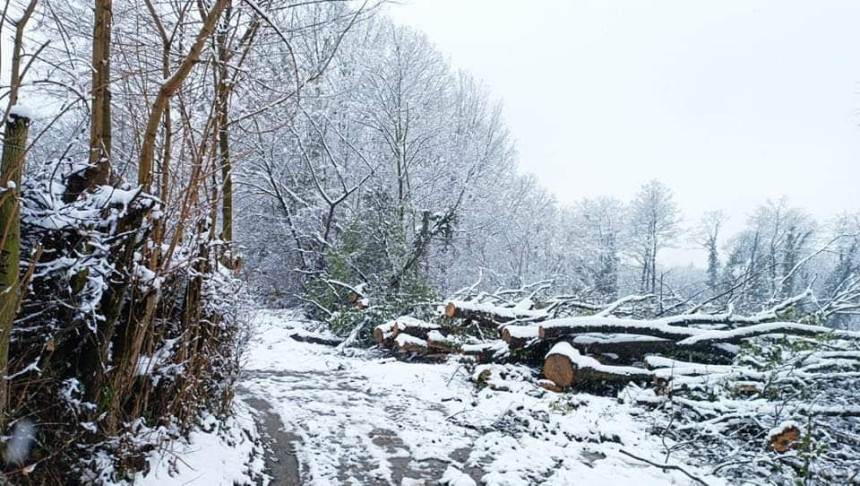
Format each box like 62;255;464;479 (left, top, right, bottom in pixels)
215;4;234;260
0;112;30;422
89;0;113;184
66;0;112;200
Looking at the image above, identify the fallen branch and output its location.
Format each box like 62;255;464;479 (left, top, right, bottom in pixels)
618;449;709;486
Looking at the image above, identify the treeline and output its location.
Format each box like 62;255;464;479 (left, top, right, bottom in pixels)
236;15;860;330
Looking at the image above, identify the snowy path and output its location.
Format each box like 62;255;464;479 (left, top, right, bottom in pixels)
238;310;725;486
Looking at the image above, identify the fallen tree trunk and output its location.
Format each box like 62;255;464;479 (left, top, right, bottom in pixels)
445;300;545;326
540;317;856;348
539;317;700;341
503;326;677;363
566;334;676;362
543;342;653;389
676;322;860;347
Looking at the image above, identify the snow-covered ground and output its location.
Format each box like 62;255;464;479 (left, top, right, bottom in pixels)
131;403;266;485
231;310;726;485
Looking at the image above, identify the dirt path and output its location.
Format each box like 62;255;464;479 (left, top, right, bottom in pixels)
237;311;714;486
237;312;482;485
241;393;302;486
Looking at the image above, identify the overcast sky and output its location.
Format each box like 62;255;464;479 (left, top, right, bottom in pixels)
388;0;860;266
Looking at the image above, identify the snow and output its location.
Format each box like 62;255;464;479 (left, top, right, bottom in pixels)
447;300;545;320
395;333;427;347
393;316;439;331
132;402;265;485
440;465;476;485
503;325;539;339
426;329;448;342
239;310;725;485
8;104;34;120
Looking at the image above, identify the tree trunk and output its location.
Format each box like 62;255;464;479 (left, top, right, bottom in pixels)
66;0;113;200
216;6;233;261
0;112;30;422
89;0;113;183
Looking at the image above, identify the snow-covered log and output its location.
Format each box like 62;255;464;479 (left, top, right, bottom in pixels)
504;325;677;362
568;334;676;362
373;321;396;345
374;316;441;345
460;340;510;363
390;316;441;340
394;333;430;354
426;330;458;352
675;322;860;347
500;325;540;348
445;300;545;326
540;316;857;352
542;342;653;389
539;316;701;341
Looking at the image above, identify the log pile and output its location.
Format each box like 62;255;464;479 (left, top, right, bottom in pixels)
369;289;860;482
373;293;860;395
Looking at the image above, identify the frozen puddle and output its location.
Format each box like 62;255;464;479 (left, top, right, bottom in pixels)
239;310;722;486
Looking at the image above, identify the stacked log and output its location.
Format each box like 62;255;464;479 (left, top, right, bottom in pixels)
542;342;653;390
393;333;430;354
500;325;540;349
374;316;458;360
374;316;442;346
444;300;546;326
374;297;860;394
536;318;859;390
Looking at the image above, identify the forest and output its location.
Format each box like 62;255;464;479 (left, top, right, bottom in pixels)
0;0;859;484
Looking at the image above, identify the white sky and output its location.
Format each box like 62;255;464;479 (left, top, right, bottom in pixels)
388;0;860;266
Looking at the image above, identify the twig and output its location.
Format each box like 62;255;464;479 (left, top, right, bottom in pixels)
619;449;709;485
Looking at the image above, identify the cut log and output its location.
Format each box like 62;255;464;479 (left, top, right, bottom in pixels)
539;317;699;342
568;334;675;362
501;325;540;349
445;300;545;326
768;422;801;453
543;342;653;389
394;334;430;354
373;321;395;345
390;316;441;340
426;330;458;352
